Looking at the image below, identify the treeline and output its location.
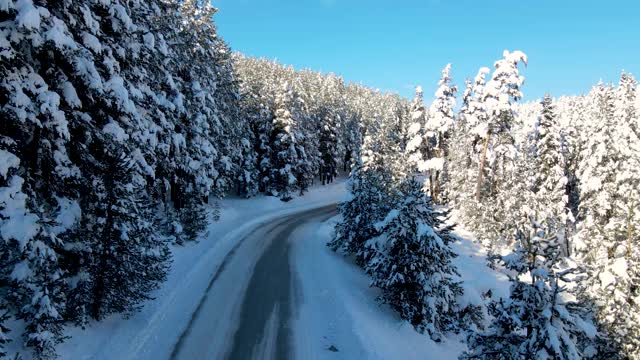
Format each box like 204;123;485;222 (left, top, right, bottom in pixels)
0;1;402;359
233;55;410;200
332;50;640;359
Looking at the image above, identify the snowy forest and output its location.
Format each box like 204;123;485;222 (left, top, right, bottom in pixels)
0;1;639;360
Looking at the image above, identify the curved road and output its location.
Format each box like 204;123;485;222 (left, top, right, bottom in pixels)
170;204;338;360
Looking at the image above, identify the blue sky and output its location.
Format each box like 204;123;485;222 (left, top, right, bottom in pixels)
214;0;639;101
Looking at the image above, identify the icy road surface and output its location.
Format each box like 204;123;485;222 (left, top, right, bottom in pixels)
170;205;338;360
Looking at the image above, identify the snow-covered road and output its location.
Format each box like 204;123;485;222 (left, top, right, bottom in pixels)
170;205;338;360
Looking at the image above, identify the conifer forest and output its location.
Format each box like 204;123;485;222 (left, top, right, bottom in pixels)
0;1;638;359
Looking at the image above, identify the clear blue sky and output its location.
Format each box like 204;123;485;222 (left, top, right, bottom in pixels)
214;0;639;101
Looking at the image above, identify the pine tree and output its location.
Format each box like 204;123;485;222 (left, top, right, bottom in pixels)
179;198;211;243
405;86;427;172
84;140;170;321
364;179;463;341
268;82;300;201
475;50;527;202
426;64;457;203
319;114;338;185
462;220;597;360
533;95;572;256
237;136;260;198
448;68;490;208
329;135;390;261
0;152;67;359
0;147;25;358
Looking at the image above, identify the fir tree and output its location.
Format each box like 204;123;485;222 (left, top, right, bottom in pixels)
426;64;457;204
329;136;390;261
448;68;489;208
364;179;463;341
405;86;427;172
462;220;597;360
84;140;170;321
533;95;572;256
319;114;338;185
268;82;300;201
475;50;527;202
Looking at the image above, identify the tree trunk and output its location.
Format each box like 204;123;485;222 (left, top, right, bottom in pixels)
475;132;491;201
627;197;635;258
432;171;440;204
429;175;435;201
92;172;115;321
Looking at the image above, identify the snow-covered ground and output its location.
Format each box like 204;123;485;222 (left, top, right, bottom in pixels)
53;181;347;360
291;213;510;360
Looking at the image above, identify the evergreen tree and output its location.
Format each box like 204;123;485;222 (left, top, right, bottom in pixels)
0;149;67;359
237;136;260;198
475;50;527;202
83;140;170;321
448;68;490;208
364;179;463;341
533;95;572;256
329;135;390;262
426;64;457;203
405;86;427;172
178;197;211;243
319;114;338;185
268;82;300;201
462;220;597;360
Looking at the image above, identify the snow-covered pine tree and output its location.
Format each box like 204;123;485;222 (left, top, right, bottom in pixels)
405;86;427;173
462;219;598;360
475;51;527;202
533;95;572;256
179;199;211;243
268;82;300;201
235;61;274;194
425;64;457;204
329;135;390;261
84;138;170;321
364;179;463;341
291;78;317;195
0;2;88;354
574;82;616;245
237;136;260;198
448;68;490;209
445;81;471;206
211;41;246;196
556;97;582;246
0;145;67;359
315;75;345;185
18;224;67;360
319;113;338;185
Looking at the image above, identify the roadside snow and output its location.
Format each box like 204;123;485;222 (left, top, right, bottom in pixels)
53;180;347;360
